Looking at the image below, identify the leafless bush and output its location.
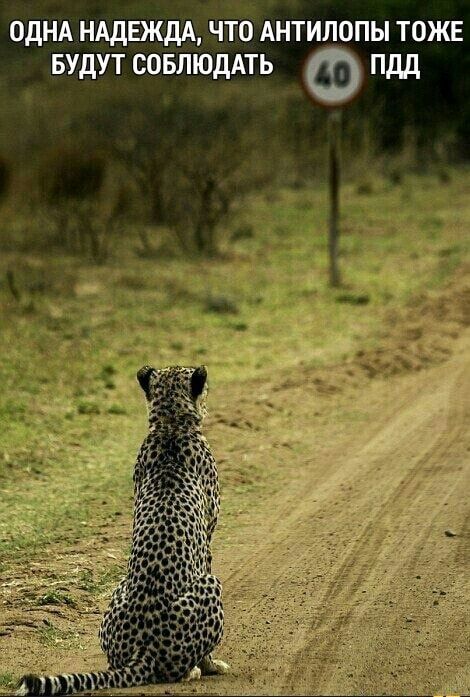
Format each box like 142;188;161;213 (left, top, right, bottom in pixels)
160;147;246;256
29;146;126;262
109;100;271;257
11;96;277;260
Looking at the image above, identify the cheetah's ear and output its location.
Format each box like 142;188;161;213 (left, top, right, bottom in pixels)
137;365;155;397
191;365;207;399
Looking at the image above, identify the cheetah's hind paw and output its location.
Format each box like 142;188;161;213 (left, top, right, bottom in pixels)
199;656;230;675
182;666;201;682
211;659;230;674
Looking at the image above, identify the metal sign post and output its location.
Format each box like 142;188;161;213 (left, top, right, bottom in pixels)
300;44;366;287
328;109;341;287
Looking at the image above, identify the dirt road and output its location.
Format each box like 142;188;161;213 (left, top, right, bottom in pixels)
170;330;469;696
2;283;469;695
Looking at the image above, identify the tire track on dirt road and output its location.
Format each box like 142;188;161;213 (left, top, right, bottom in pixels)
177;332;470;696
283;354;469;694
220;371;439;597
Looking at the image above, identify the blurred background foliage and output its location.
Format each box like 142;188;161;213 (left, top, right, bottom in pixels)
0;0;468;260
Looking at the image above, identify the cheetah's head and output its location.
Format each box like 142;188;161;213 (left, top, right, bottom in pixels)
136;364;208;427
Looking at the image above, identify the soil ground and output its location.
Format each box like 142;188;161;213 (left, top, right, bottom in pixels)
1;276;469;696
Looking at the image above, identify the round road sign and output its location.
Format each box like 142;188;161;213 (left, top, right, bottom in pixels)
300;44;366;108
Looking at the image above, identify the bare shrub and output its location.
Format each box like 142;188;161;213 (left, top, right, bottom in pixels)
106;99;271;258
29;145;126;262
158;126;269;256
162;149;239;255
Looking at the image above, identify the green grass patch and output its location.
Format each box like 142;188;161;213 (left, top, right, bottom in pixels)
0;169;468;567
36;623;84;649
77;565;126;596
37;591;77;608
0;673;15;689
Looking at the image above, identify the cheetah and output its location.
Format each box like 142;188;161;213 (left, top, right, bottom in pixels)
17;365;229;695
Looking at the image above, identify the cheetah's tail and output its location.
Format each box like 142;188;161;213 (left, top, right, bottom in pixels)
15;663;151;695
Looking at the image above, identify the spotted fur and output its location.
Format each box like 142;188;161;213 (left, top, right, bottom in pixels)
17;365;229;695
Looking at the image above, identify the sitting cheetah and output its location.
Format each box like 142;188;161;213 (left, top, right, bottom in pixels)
17;365;229;695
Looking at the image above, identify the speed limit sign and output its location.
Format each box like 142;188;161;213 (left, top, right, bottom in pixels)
300;44;367;287
300;44;366;108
